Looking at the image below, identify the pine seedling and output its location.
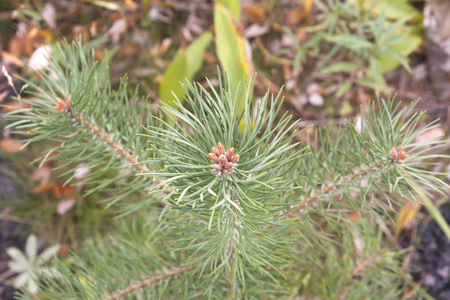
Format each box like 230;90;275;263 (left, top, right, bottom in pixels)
142;76;309;291
5;42;448;299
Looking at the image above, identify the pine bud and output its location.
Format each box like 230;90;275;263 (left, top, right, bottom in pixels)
398;159;404;164
226;162;234;170
219;154;227;165
226;148;235;160
217;142;225;155
390;147;396;156
231;154;240;163
398;146;404;153
223;169;229;176
209;153;219;163
214;164;221;171
212;147;218;156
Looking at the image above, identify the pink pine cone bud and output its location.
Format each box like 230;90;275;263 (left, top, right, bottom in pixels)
217;142;225;155
231;154;240;163
209;153;219;163
219;154;227;165
226;148;235;160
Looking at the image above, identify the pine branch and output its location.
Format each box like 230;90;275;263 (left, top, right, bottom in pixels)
349;248;386;280
76;113;167;189
78;114;151;175
103;266;196;300
285;160;387;219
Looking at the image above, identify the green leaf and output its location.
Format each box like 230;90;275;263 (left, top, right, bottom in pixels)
355;78;384;91
325;34;374;52
159;32;212;107
360;0;421;21
377;34;421;73
214;2;252;114
159;51;188;106
336;82;352;97
321;62;360;74
217;0;240;20
185;32;213;79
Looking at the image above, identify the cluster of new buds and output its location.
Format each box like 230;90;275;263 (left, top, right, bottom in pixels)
208;142;239;180
389;146;409;165
54;95;72;114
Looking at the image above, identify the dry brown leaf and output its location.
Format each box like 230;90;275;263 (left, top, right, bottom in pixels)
34;183;75;199
414;127;445;147
108;18;127;44
1;51;25;67
58;244;69;258
31;165;52;186
57;198;75;215
42;3;57;29
243;6;265;23
1;100;31;112
348;211;360;224
395;200;421;236
0;91;9;103
244;24;269;38
0;138;25;153
285;8;305;25
28;45;53;71
124;0;139;11
159;38;173;56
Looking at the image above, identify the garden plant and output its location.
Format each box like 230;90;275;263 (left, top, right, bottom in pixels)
4;40;448;299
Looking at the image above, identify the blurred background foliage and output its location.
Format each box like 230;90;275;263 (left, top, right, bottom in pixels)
0;0;449;298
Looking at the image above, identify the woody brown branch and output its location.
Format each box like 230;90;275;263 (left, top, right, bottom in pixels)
103;266;195;300
285;161;387;219
77;114;165;187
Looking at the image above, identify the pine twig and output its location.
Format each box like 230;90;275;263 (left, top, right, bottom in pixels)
78;115;150;174
349;248;385;280
103;266;195;300
76;113;168;189
285;161;387;219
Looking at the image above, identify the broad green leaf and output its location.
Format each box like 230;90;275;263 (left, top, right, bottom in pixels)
355;77;386;92
159;51;188;106
159;32;212;107
185;32;213;79
377;34;422;73
321;62;360;74
214;2;252;114
217;0;240;20
359;0;421;21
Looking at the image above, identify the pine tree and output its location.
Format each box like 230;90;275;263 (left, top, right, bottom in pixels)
6;42;448;299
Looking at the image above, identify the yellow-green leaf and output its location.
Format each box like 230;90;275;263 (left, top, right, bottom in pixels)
377;34;422;73
159;51;188;107
214;2;252;114
359;0;421;21
159;32;212;107
217;0;240;20
185;32;213;79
